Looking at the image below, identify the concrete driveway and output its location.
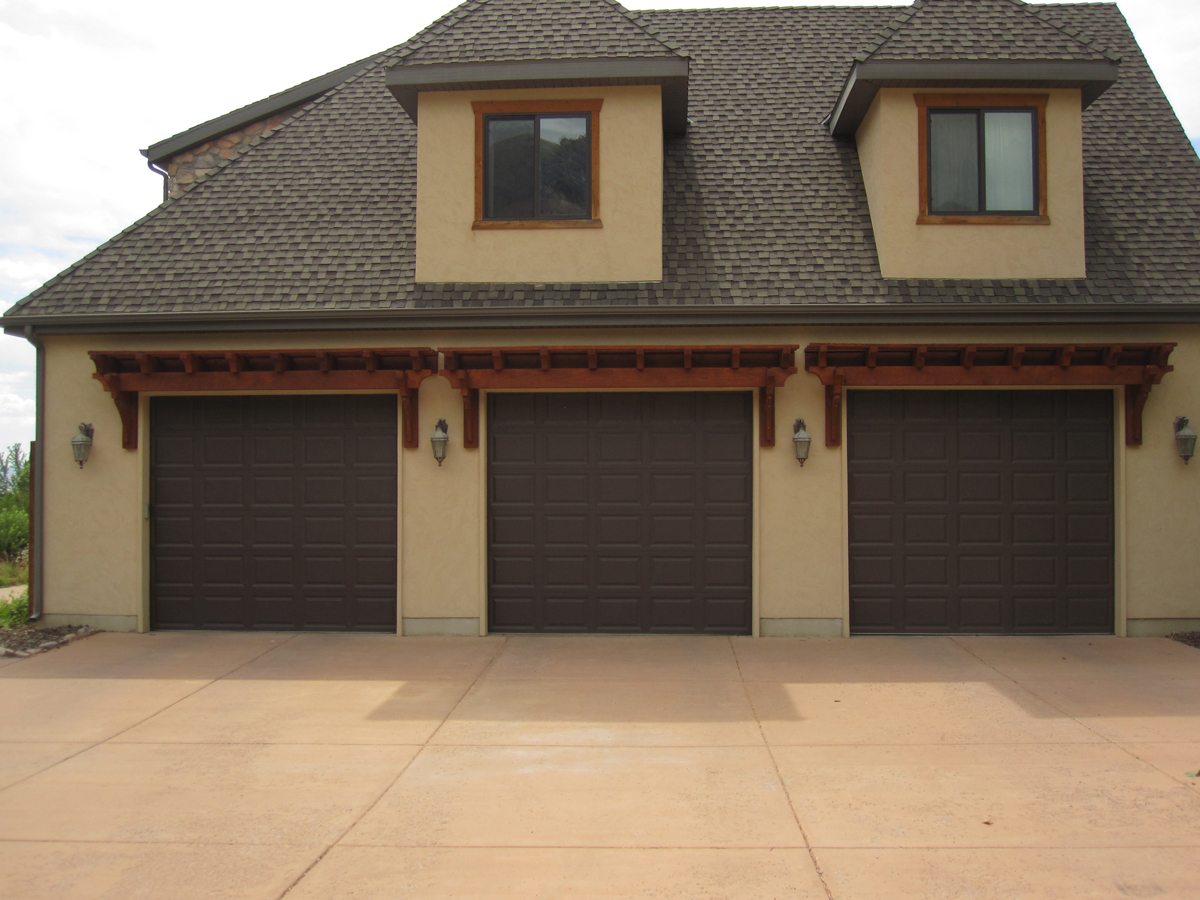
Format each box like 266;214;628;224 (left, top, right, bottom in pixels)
0;632;1197;899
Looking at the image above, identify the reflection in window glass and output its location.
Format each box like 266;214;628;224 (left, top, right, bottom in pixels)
486;118;535;220
984;111;1034;213
929;111;979;214
538;116;589;217
483;113;590;220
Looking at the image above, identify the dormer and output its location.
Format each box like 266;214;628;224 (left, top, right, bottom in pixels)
385;0;689;284
829;0;1119;280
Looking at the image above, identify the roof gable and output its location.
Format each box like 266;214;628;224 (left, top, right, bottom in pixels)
396;0;684;66
859;0;1115;64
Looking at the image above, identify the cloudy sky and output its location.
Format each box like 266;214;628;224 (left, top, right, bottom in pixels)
1;0;1196;453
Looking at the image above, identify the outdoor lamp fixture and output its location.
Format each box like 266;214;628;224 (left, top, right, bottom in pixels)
71;423;94;469
792;419;813;466
1175;416;1196;464
431;419;449;467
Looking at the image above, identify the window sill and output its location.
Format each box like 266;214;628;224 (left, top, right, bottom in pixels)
917;214;1050;226
473;219;604;231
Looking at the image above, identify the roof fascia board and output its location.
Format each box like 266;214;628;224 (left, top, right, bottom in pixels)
143;55;378;165
387;57;690;134
8;301;1200;338
830;59;1119;136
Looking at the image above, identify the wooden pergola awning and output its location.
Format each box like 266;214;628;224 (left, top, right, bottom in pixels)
90;348;438;450
442;345;798;448
804;342;1176;448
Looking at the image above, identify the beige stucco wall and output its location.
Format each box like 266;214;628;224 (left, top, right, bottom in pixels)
37;325;1200;634
855;88;1086;279
414;85;663;283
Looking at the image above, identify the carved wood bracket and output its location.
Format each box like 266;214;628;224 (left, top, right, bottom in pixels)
89;348;438;450
804;342;1177;448
441;345;799;449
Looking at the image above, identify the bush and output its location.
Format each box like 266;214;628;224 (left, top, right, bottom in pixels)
0;444;29;563
0;507;28;561
0;591;29;629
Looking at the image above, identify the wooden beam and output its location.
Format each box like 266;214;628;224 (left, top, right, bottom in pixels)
87;348;437;452
759;385;776;448
463;389;480;450
803;342;1176;448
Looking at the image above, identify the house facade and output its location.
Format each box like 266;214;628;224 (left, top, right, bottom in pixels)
3;0;1198;637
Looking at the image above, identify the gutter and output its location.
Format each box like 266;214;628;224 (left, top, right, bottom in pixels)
6;302;1200;336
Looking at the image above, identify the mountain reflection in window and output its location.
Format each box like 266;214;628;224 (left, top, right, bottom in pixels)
485;114;590;219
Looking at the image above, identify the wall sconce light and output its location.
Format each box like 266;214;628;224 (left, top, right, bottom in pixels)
1175;416;1196;464
71;423;94;468
431;419;449;466
793;419;812;466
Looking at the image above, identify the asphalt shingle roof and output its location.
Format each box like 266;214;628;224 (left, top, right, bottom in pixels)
396;0;684;65
5;0;1198;322
857;0;1116;64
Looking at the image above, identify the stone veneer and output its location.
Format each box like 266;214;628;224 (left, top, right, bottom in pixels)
162;105;302;198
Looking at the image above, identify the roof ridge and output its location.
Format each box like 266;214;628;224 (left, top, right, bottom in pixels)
600;0;689;58
1025;0;1121;62
393;0;493;63
862;0;1113;63
856;0;924;63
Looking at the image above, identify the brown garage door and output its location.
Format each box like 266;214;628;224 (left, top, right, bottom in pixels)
848;390;1114;634
488;392;752;633
151;396;397;630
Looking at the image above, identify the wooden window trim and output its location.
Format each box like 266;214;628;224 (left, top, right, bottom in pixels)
915;93;1049;225
472;99;603;230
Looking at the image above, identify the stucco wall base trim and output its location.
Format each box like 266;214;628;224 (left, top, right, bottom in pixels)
759;617;844;637
1126;618;1200;637
402;617;482;636
40;613;139;631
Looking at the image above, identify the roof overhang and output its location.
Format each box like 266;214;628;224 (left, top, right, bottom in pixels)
386;57;691;135
829;59;1120;137
8;301;1200;339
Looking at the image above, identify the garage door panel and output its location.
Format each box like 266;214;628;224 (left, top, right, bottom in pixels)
489;392;751;633
959;472;1002;502
904;472;948;502
958;430;1003;461
151;395;396;631
851;513;894;543
849;390;1112;634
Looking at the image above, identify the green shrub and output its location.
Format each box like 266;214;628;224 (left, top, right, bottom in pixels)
0;506;28;560
0;591;29;628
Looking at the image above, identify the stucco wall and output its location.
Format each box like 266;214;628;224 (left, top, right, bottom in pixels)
856;88;1086;279
414;86;664;283
37;325;1200;634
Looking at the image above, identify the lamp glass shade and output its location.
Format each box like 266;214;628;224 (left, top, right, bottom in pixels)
792;419;813;465
1175;417;1197;464
431;419;449;466
71;423;93;468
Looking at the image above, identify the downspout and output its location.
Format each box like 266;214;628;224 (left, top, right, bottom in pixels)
146;158;169;202
23;326;45;621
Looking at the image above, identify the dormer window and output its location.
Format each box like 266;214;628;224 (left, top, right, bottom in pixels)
472;99;603;229
915;94;1049;224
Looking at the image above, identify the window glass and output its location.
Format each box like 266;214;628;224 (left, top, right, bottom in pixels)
929;111;979;213
483;113;591;220
983;110;1035;213
486;118;535;220
538;115;589;217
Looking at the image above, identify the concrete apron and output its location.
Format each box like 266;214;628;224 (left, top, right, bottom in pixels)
0;631;1197;899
